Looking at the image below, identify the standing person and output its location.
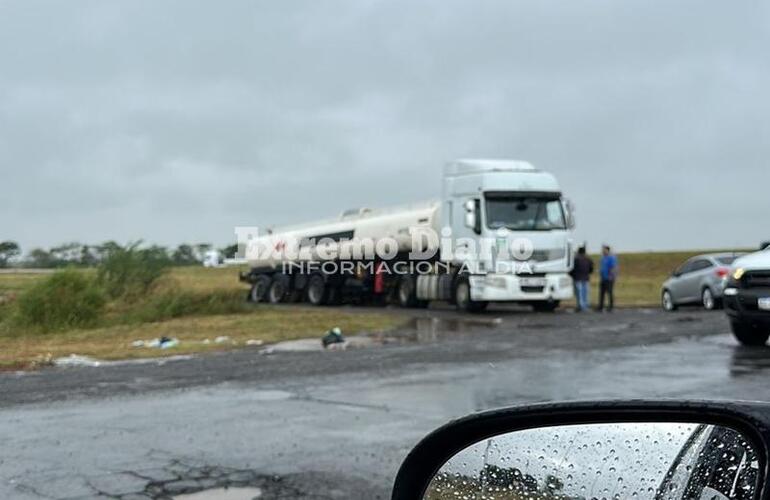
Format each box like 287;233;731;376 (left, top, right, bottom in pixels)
570;246;593;312
598;244;618;312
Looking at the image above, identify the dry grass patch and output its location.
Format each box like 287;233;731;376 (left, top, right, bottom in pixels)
0;306;402;369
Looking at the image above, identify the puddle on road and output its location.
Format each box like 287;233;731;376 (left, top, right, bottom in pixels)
174;487;262;499
258;316;505;354
731;346;770;376
259;336;375;353
394;316;503;343
250;389;293;401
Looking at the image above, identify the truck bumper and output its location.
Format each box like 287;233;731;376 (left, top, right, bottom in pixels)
469;273;573;302
724;286;770;328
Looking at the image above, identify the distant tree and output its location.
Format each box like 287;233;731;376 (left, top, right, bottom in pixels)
194;243;212;261
27;248;54;268
49;242;84;266
0;241;21;268
172;244;198;266
96;241;122;258
79;245;99;267
145;244;170;262
220;243;239;259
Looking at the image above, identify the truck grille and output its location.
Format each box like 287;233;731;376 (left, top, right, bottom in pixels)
521;286;545;293
530;249;566;262
743;271;770;289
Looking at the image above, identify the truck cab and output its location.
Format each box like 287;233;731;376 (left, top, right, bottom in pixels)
441;159;575;311
724;248;770;346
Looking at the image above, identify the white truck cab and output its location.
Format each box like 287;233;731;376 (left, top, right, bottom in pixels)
439;159;575;310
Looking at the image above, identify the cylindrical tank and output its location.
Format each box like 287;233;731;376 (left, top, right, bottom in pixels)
246;201;440;269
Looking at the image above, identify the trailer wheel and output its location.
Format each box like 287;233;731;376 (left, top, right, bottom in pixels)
397;275;416;307
268;278;288;304
249;275;271;303
454;277;487;313
306;274;329;306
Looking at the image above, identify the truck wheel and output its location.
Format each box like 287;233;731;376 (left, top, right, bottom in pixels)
306;274;329;306
532;300;559;313
454;278;487;313
662;290;677;311
731;321;770;346
268;278;288;304
249;275;271;303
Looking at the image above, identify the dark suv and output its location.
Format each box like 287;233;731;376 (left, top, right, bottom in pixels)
723;249;770;345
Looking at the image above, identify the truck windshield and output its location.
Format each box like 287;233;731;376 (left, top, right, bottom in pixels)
485;195;566;231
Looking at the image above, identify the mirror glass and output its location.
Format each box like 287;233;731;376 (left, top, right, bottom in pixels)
465;199;481;234
424;422;760;500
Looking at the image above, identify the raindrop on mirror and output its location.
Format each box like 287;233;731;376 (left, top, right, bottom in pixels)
424;422;759;500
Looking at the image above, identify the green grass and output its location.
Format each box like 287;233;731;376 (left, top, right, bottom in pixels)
0;266;400;370
572;249;746;307
0;249;748;369
0;306;400;369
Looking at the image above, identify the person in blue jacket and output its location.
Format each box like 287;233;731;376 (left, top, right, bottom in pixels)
598;244;618;312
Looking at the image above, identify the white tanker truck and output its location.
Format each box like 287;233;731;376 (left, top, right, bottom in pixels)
240;159;575;312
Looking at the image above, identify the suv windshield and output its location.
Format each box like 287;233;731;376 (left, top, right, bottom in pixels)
485;195;566;231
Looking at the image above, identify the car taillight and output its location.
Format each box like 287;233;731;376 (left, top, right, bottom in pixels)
715;267;729;278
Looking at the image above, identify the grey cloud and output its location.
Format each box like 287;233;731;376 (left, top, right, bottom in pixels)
1;0;769;251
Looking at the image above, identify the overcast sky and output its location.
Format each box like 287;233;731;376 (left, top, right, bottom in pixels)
1;0;768;252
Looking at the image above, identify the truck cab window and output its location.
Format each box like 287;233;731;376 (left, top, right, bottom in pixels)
485;196;566;231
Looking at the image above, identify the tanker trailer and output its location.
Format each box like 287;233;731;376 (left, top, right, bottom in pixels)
240;159;575;312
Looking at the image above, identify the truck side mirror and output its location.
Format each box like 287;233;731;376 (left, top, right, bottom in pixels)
563;198;576;229
464;199;481;235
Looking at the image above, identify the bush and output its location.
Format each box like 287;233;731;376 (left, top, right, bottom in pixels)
132;288;248;323
97;243;170;301
16;270;106;331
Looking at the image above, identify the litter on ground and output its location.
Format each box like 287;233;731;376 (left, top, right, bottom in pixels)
132;337;179;349
321;327;345;348
54;354;102;367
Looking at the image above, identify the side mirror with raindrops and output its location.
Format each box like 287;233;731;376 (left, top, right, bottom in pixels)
392;401;770;500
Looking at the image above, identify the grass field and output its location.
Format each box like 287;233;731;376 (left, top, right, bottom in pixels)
0;250;744;369
577;249;744;307
570;250;697;307
0;267;401;370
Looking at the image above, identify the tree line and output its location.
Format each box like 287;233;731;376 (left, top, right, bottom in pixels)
0;241;239;269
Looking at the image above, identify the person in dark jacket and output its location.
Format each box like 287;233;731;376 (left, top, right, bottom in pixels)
570;246;594;312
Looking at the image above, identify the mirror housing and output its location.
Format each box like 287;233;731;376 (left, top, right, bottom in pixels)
563;198;576;230
464;199;481;235
392;400;770;500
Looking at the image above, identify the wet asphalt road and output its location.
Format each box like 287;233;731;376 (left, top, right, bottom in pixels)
2;306;770;499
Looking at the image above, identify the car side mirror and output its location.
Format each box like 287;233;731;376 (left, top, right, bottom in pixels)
392;401;768;500
464;199;481;235
672;270;681;277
